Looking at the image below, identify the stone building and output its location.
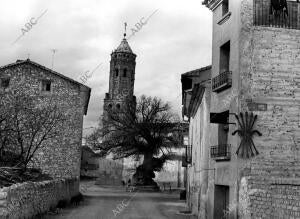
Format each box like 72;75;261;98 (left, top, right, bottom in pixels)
201;0;300;218
154;146;186;190
96;158;125;185
80;146;100;178
0;59;91;179
181;66;212;216
103;35;136;124
80;145;127;184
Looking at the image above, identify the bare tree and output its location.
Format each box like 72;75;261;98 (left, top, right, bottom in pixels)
0;106;11;164
98;95;183;186
85;128;103;150
0;93;66;170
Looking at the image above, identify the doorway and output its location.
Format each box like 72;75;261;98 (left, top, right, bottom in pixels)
214;185;229;219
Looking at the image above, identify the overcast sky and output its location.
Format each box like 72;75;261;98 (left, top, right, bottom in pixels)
0;0;212;136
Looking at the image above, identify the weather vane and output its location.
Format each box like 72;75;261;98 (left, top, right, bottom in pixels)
124;22;127;38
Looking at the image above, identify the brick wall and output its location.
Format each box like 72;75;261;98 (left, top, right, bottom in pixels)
0;178;79;218
238;0;300;218
239;176;300;219
240;0;300;169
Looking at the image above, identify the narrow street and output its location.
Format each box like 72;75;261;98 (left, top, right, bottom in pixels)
43;181;196;219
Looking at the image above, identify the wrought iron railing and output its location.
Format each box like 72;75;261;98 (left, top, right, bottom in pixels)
210;144;231;160
254;0;300;29
212;71;232;92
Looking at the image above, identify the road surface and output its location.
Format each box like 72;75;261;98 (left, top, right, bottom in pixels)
42;181;196;219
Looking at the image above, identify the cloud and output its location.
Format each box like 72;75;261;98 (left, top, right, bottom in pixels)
0;0;212;135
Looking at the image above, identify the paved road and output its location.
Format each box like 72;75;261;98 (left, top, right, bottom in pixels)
42;181;196;219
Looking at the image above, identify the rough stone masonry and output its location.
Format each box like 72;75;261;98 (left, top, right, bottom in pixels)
239;0;300;218
0;59;91;179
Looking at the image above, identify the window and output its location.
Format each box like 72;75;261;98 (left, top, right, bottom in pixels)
210;110;230;124
123;69;127;77
108;104;112;109
116;104;121;109
115;69;119;77
218;123;229;145
1;78;10;89
220;41;230;73
41;80;51;92
222;0;229;16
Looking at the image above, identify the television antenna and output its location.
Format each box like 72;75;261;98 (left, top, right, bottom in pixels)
51;49;57;70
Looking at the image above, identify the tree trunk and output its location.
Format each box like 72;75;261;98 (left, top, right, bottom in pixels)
133;152;158;187
143;152;153;173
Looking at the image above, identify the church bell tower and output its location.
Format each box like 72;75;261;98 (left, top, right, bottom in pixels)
103;28;137;125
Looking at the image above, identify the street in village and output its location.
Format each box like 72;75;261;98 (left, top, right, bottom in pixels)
43;181;195;219
1;0;300;218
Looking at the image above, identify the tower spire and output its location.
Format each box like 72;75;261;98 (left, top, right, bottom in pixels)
124;22;127;39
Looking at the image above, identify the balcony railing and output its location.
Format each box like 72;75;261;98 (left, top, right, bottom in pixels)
210;144;231;161
212;71;232;92
254;0;300;30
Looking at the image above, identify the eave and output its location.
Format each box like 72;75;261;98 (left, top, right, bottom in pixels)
202;0;223;11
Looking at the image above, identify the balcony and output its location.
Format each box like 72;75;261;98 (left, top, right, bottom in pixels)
254;0;300;30
210;144;231;161
212;71;232;92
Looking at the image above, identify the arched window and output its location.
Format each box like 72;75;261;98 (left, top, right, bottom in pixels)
116;103;121;109
108;104;112;109
115;69;119;77
123;69;127;77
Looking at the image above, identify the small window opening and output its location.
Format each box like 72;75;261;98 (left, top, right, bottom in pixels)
1;78;10;88
220;41;230;73
41;80;51;92
222;0;229;16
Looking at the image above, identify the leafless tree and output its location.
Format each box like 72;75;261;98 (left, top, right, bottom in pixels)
0;93;66;170
85;128;103;150
97;95;183;186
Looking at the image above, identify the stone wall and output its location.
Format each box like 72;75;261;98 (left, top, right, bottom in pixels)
238;0;300;218
80;146;100;178
155;157;185;189
0;60;90;178
96;157;124;185
240;0;300;171
0;178;79;219
239;176;300;219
